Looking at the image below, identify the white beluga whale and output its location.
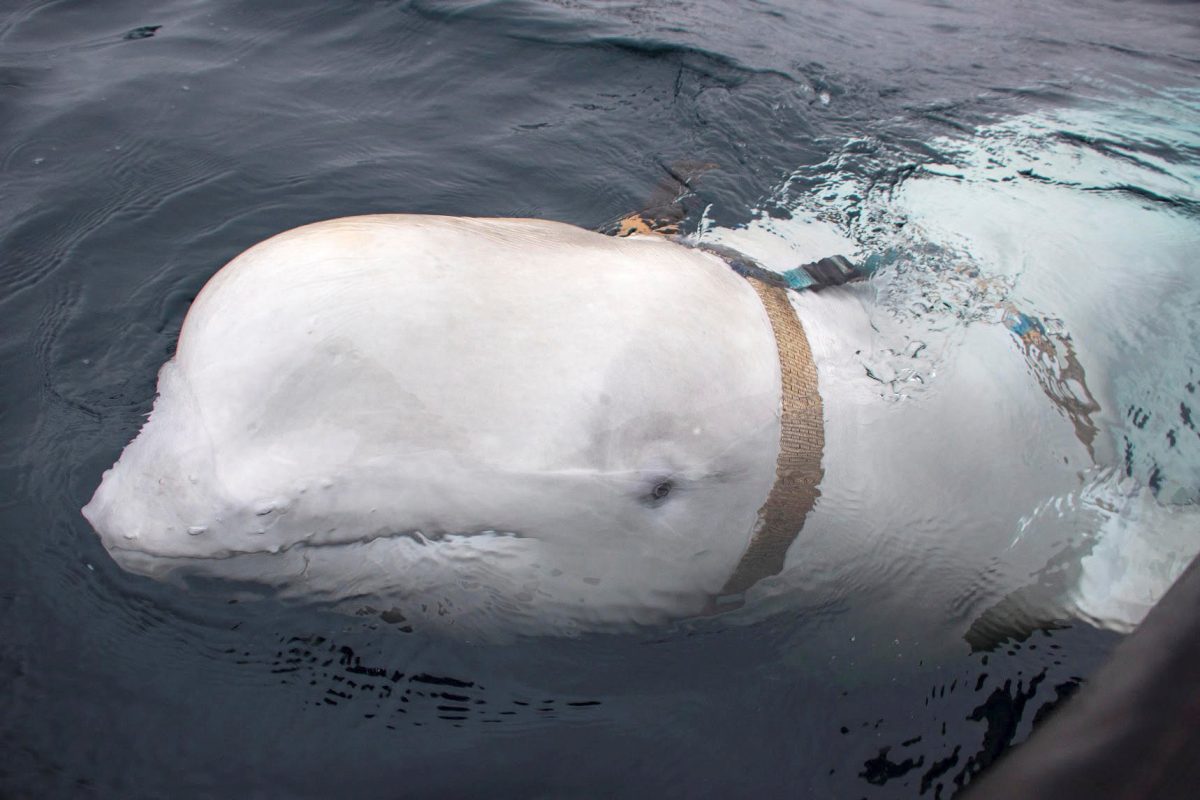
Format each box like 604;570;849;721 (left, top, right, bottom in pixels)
84;104;1200;640
85;215;814;634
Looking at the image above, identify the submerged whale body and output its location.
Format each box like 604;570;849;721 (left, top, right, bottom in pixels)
85;213;1194;639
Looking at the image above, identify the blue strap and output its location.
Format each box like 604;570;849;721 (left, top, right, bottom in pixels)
697;242;884;293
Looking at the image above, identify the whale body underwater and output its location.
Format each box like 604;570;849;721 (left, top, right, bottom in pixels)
82;213;1193;639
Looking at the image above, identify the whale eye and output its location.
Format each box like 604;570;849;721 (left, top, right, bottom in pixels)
642;479;674;507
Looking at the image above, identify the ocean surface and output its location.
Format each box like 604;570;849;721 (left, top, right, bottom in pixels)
2;0;1198;797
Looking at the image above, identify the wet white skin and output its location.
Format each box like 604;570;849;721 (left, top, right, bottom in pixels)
83;216;783;634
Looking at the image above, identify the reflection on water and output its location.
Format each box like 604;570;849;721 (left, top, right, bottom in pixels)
2;0;1198;797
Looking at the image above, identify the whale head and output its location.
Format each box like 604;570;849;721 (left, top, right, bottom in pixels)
83;216;802;633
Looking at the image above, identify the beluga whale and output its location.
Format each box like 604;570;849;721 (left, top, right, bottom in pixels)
85;214;816;635
83;200;1197;640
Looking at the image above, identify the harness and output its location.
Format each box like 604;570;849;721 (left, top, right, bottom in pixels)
616;215;874;608
715;273;825;605
699;244;877;608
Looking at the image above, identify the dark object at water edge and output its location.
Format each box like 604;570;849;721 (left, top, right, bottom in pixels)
966;553;1200;799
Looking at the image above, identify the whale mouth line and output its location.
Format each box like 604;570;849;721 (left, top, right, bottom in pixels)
105;527;528;563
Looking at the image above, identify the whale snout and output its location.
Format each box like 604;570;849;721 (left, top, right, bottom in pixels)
83;465;213;566
83;467;303;568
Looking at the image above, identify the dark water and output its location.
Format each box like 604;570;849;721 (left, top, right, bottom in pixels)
2;0;1198;797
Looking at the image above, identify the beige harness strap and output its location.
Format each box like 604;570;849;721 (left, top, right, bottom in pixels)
718;276;825;599
600;215;825;607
